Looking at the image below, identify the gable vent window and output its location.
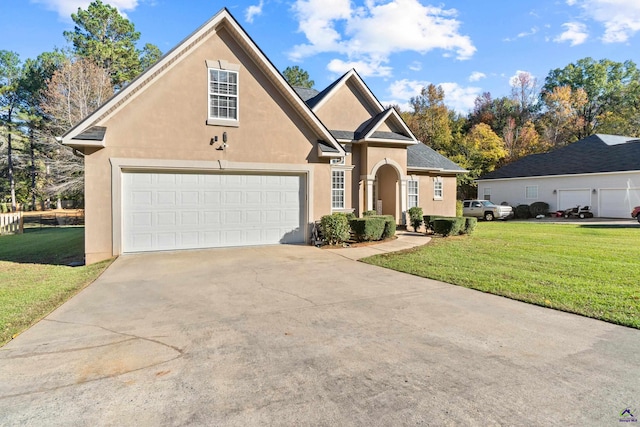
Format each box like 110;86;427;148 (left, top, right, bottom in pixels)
209;69;238;121
206;59;241;127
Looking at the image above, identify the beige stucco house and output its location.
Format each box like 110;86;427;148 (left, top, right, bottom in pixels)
62;8;466;264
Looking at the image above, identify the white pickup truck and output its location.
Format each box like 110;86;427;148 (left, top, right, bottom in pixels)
463;200;513;221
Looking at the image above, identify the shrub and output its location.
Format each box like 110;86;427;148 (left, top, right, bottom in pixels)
463;217;477;235
350;216;386;242
423;215;442;233
515;204;530;219
320;213;350;245
529;202;550;217
362;210;377;217
408;206;423;231
376;215;396;239
0;203;7;213
456;200;463;217
345;212;357;222
433;217;465;237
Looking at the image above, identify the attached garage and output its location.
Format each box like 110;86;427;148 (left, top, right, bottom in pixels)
558;189;591;211
599;188;640;218
122;171;305;253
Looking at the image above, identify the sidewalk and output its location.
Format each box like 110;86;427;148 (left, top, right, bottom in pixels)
326;231;430;260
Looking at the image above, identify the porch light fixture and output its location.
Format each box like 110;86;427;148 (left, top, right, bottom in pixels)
592;188;597;194
552;189;557;194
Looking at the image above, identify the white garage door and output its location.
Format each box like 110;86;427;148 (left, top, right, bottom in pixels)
122;172;305;253
558;189;591;211
599;188;640;218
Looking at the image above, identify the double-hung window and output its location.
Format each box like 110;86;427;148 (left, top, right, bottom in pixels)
209;68;238;123
525;185;538;199
434;176;443;200
407;180;418;208
332;170;345;210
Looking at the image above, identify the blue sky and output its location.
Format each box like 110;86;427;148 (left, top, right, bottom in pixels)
2;0;640;114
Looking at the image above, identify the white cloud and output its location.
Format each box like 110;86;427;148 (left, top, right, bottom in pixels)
408;61;422;71
327;58;392;77
469;71;486;82
554;22;589;46
504;26;538;42
567;0;640;43
439;82;482;114
290;0;476;76
517;27;539;38
31;0;139;18
385;79;480;114
245;0;265;24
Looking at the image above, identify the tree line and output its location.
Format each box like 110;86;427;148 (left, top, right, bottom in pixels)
399;58;640;198
3;1;639;210
0;0;161;211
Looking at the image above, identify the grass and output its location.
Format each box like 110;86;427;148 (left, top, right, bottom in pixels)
0;227;111;346
363;222;640;329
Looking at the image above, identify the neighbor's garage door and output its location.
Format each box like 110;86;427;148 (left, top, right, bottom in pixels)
558;189;591;211
122;172;304;253
599;188;640;218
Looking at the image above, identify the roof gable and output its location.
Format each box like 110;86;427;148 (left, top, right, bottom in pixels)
479;134;640;180
357;108;417;144
61;8;344;156
310;69;383;115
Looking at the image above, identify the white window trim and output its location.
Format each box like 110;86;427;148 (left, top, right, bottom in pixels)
433;176;443;200
331;169;345;210
330;157;346;165
525;185;538;199
407;179;419;208
206;59;241;127
483;187;491;201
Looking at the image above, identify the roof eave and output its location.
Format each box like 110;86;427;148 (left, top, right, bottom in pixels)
408;166;468;174
60;8;345;156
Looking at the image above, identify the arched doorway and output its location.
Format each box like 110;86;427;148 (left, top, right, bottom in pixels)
375;164;399;218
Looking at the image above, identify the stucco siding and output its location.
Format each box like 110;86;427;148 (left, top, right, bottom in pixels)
414;174;457;217
83;25;331;263
315;80;379;131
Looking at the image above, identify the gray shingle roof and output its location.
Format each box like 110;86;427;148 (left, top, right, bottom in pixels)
300;72;347;109
72;126;106;141
479;134;640;180
293;86;320;102
317;140;340;153
407;143;467;173
370;131;413;141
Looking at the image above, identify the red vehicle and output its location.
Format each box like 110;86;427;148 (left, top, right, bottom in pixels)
632;206;640;223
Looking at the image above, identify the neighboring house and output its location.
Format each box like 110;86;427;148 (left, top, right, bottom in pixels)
61;8;466;264
477;134;640;218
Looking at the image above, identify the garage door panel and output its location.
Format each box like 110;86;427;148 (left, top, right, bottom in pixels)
558;190;591;211
600;188;640;218
157;212;176;226
123;172;305;253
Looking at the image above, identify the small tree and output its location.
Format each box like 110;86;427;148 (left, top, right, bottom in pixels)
408;207;423;232
283;66;314;88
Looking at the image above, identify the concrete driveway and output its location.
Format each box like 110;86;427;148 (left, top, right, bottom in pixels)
1;245;639;426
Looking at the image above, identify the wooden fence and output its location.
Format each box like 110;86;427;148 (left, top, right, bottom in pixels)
0;212;23;235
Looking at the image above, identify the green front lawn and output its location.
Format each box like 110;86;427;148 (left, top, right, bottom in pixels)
363;222;640;328
0;227;111;346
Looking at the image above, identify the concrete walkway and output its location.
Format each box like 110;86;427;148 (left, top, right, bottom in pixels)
326;230;430;260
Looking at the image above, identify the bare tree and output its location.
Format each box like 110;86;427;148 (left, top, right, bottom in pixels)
41;57;112;198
